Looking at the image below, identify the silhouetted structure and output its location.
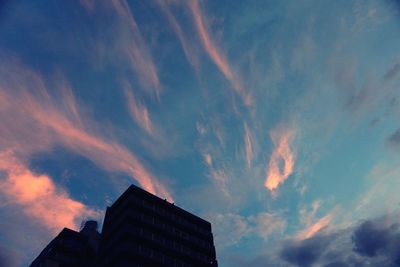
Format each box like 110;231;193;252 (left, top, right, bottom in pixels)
30;220;100;267
30;185;218;267
98;185;218;267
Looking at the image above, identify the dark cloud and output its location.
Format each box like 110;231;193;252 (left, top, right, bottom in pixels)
352;217;400;265
388;129;400;146
352;220;393;256
323;261;350;267
259;215;400;267
280;234;333;267
384;63;400;81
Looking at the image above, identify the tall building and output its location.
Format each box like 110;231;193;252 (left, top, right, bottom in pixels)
30;185;218;267
30;220;100;267
98;184;218;267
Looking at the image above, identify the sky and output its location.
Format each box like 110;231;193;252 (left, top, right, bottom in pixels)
1;0;400;266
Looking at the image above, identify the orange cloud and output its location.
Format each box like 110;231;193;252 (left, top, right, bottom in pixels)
0;59;173;201
264;127;295;191
111;0;161;98
296;213;333;240
187;0;251;106
0;151;99;234
124;87;154;135
203;153;213;166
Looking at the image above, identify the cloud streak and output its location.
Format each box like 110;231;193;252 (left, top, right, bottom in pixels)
111;0;161;98
244;123;254;168
0;151;99;233
187;0;251;106
0;58;172;200
208;212;286;248
124;85;154;135
157;0;200;72
296;213;333;240
264;127;295;191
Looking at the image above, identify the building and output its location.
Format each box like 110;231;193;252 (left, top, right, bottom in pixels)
98;184;218;267
30;220;100;267
30;185;218;267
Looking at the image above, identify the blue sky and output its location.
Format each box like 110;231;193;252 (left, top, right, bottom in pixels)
1;0;400;266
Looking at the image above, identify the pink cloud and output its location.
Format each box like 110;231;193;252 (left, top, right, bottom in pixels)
187;0;252;106
296;213;333;240
0;151;99;234
203;153;213;167
124;86;154;135
264;127;295;191
0;59;173;201
111;0;161;98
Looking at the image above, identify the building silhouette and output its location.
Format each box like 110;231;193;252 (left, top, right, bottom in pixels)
30;220;100;267
30;184;218;267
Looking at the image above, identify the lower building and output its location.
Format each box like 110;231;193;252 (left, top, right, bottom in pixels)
29;221;100;267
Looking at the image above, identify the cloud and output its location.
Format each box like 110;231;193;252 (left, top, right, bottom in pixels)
275;214;400;267
387;128;400;147
248;212;286;240
157;0;200;72
187;0;251;106
355;163;400;217
264;127;295;191
0;245;19;267
332;57;400;121
110;0;161;98
280;234;333;267
207;213;250;248
207;212;286;248
80;0;95;12
352;217;400;265
209;168;230;198
124;85;154;135
0;58;172;200
296;212;334;240
203;153;213;167
243;123;254;168
384;62;400;81
0;151;99;233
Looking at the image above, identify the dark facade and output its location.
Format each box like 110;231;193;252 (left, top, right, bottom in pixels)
98;185;218;267
30;221;100;267
30;185;218;267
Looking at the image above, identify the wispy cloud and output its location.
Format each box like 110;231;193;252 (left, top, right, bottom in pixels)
244;123;254;168
187;0;251;106
296;213;333;240
265;127;295;191
0;151;99;233
248;212;286;240
384;62;400;81
0;58;172;200
210;168;230;198
124;84;154;135
207;212;286;248
157;0;200;72
80;0;95;12
111;0;161;98
203;153;213;166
